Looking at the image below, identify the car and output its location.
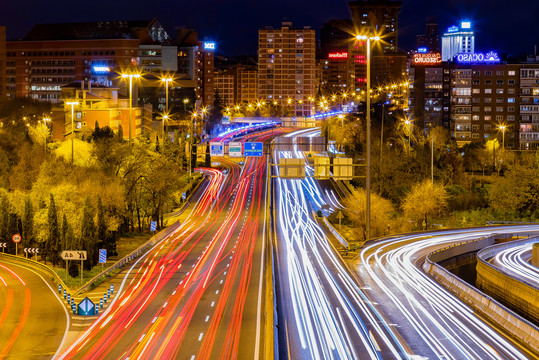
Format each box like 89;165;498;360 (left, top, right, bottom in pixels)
239;161;244;166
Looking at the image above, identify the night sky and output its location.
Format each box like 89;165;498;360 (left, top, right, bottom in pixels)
2;0;538;56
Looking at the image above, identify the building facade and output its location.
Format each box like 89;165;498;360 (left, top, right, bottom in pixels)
258;22;316;116
416;17;440;53
214;69;235;106
441;21;475;62
235;65;257;104
519;67;539;149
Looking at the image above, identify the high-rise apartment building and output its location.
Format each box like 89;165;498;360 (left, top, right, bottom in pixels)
320;20;356;94
235;65;257;104
258;22;316;116
196;41;215;106
214;69;235;106
441;21;475;61
3;19;170;103
519;67;539;149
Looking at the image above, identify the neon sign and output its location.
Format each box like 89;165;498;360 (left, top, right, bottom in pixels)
203;42;215;50
328;52;348;59
92;66;110;73
456;51;500;63
461;21;471;29
417;47;428;53
447;26;459;33
413;53;442;65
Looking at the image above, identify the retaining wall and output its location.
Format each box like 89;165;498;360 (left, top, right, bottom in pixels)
422;233;539;351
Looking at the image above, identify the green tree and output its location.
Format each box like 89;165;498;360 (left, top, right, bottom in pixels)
402;180;448;230
22;196;34;247
0;194;8;242
96;196;107;250
343;188;396;239
80;196;97;269
47;194;61;265
61;213;68;251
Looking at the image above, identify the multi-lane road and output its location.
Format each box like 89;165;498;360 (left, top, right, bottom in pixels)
0;258;68;360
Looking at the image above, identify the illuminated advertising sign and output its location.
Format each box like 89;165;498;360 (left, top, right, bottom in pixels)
92;66;110;74
461;21;471;29
203;42;215;50
413;53;442;65
447;25;459;33
456;51;500;63
417;47;428;53
328;52;348;59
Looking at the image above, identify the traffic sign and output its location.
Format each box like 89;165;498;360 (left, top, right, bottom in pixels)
77;297;96;316
244;142;263;157
99;249;107;264
228;142;243;157
210;142;224;157
61;251;87;260
12;234;21;243
24;248;39;254
222;115;231;125
182;193;186;200
0;243;6;248
150;221;157;231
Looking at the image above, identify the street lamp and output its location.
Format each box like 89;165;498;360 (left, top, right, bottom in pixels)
404;119;412;156
161;77;173;140
355;34;380;242
121;71;141;141
499;124;506;149
65;102;79;163
43;116;51;154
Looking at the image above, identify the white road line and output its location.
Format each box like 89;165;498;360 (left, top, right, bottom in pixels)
205;315;210;322
211;301;215;307
198;333;204;341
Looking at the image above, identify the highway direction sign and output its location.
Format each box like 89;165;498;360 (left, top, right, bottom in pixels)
228;142;243;157
210;142;224;156
99;249;107;264
12;234;21;243
244;142;263;157
77;297;96;316
61;251;87;260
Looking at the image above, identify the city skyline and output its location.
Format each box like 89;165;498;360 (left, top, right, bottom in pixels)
1;0;538;56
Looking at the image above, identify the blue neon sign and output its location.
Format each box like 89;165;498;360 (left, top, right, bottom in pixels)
456;51;500;63
92;65;110;74
447;26;459;33
417;47;428;53
203;42;215;50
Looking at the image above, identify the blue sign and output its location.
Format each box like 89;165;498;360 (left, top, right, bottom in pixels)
99;249;107;264
77;297;96;316
92;65;110;74
417;47;428;53
447;25;459;33
150;221;157;231
244;142;263;157
210;142;224;156
182;193;186;200
456;52;500;63
204;42;215;50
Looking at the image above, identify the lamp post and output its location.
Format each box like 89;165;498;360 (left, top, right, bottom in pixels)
499;124;506;149
43;116;51;154
121;72;141;141
356;34;380;242
66;101;79;163
404;119;412;156
161;77;173;140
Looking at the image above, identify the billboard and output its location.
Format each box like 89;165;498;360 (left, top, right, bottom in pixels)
456;52;500;63
413;53;442;65
222;115;231;125
328;52;348;59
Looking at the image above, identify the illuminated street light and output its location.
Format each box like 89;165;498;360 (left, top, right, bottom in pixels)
43;116;51;154
499;124;506;149
161;77;174;140
355;33;380;242
66;101;79;163
404;118;412;156
121;71;141;140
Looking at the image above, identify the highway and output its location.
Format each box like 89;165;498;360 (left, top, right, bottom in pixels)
272;129;407;359
355;227;539;359
58;128;281;360
488;239;539;285
0;258;68;360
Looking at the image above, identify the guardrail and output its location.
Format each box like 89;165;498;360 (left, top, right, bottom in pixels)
73;221;182;295
0;252;68;290
422;233;539;351
322;216;349;248
486;221;539;225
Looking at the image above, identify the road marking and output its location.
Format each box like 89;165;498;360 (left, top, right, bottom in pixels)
138;334;146;342
211;301;215;307
163;302;168;308
216;290;219;294
220;280;223;284
172;290;176;295
205;315;210;322
198;333;204;341
152;317;158;323
191;356;195;360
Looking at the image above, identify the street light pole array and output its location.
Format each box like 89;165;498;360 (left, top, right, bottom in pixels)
356;34;380;242
66;101;79;163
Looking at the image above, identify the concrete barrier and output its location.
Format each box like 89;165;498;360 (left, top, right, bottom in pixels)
476;238;539;324
533;242;539;267
422;234;539;351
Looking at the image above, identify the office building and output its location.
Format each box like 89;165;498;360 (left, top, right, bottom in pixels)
258;21;316;116
441;21;475;61
416;17;440;53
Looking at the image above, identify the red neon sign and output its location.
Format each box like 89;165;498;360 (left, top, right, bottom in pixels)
413;53;442;65
328;52;348;59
